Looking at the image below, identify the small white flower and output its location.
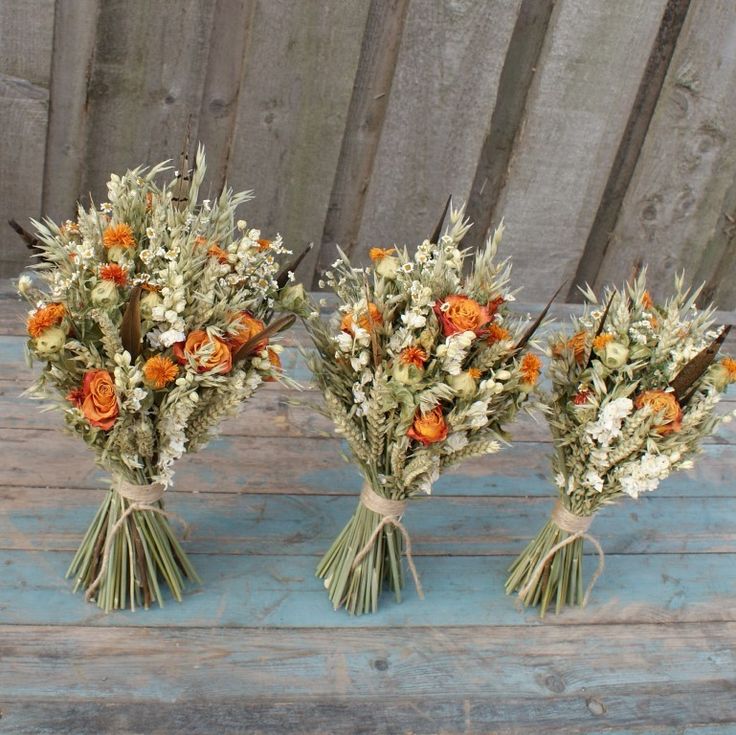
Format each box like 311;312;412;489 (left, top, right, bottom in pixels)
237;219;247;231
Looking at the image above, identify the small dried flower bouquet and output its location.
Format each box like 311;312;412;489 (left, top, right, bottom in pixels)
506;274;734;616
18;147;295;611
301;206;545;614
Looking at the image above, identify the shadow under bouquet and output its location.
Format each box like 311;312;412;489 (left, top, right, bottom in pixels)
18;146;296;611
301;207;546;614
506;273;734;616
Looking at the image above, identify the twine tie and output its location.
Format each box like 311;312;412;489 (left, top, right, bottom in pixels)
517;499;605;607
351;484;424;600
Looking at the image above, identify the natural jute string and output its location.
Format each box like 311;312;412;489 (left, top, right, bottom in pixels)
517;500;605;607
351;484;424;599
84;478;183;601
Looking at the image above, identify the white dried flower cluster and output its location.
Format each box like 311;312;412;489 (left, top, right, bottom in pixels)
19;149;293;487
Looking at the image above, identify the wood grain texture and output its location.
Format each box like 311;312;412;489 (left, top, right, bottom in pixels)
491;0;669;301
224;0;370;284
596;1;736;309
0;0;55;86
352;0;523;265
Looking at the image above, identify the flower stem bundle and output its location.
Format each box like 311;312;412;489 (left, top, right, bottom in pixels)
18;144;297;611
506;273;735;616
297;205;547;614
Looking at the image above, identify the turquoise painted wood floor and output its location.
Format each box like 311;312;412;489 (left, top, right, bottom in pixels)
1;287;735;734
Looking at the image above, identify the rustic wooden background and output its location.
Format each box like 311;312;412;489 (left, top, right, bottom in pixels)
2;0;735;309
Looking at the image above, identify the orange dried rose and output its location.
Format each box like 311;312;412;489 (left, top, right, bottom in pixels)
520;353;542;385
407;406;448;446
434;295;489;337
99;263;128;286
103;223;136;250
341;303;383;334
228;311;267;352
173;331;233;374
143;355;179;389
27;303;66;338
486;323;511;344
257;238;272;251
80;369;119;430
368;247;396;262
399;346;428;368
567;331;588;364
634;389;683;435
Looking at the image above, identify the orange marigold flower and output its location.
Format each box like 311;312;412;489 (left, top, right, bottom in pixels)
486;323;511;344
573;388;592;405
722;357;736;381
567;331;588;364
99;263;128;286
399;345;428;368
27;303;66;338
103;223;136;250
368;247;396;262
143;355;179;389
592;333;614;352
257;238;272;251
641;290;654;310
341;303;383;334
208;244;230;264
634;390;683;435
520;353;542;385
468;367;482;379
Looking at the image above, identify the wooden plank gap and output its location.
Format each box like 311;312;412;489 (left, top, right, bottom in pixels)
567;0;693;300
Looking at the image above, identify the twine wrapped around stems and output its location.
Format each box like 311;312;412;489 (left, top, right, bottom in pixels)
517;500;605;607
351;484;424;600
84;478;185;601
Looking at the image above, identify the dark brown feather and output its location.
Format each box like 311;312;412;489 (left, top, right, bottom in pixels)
120;285;143;361
429;195;452;244
670;324;732;403
232;314;296;363
8;219;42;251
513;281;566;353
276;243;314;289
585;291;616;368
171;117;192;211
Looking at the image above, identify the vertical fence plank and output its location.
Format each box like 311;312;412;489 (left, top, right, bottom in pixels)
0;0;55;277
313;0;410;284
81;1;216;201
352;0;523;264
225;1;370;283
41;0;100;223
595;1;736;310
490;0;668;300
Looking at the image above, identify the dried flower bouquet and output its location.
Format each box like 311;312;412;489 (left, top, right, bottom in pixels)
18;146;297;611
506;274;734;616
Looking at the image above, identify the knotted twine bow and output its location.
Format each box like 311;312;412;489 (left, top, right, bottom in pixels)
84;478;184;601
517;500;605;607
351;484;424;600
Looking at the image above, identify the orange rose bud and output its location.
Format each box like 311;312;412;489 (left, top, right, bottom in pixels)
257;238;272;251
80;369;119;430
634;390;683;435
27;303;66;338
368;247;396;262
66;387;85;407
99;263;128;286
341;303;383;334
264;348;282;383
407;405;448;446
573;388;592;405
641;290;654;310
207;244;230;264
399;345;428;368
566;331;588;364
434;295;489;337
520;353;542;385
228;311;267;352
174;331;233;374
143;355;179;389
103;223;136;250
486;323;511;344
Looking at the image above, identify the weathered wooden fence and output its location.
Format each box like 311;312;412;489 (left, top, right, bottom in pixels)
2;0;735;308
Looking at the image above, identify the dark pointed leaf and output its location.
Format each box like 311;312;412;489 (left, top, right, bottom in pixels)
8;219;41;251
429;195;452;244
277;243;314;288
120;285;143;361
171;117;192;211
670;324;732;403
513;281;566;353
232;314;296;363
